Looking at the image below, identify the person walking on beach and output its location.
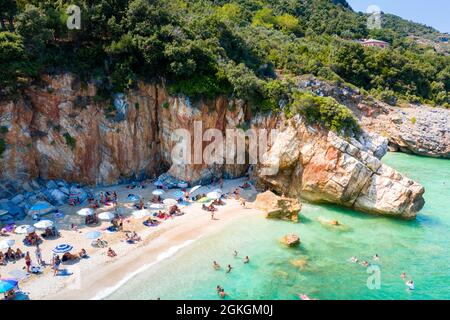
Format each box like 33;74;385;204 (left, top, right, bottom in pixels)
210;211;215;220
35;245;44;266
24;252;31;273
53;255;61;276
226;264;233;273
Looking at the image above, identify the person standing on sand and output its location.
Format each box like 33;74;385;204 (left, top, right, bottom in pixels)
35;245;43;266
25;252;31;273
211;211;215;220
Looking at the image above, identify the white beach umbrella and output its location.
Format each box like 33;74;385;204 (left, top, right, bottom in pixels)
132;209;150;219
163;198;178;206
0;239;15;249
149;203;165;210
212;188;223;194
98;211;115;221
207;191;221;200
77;208;94;216
15;225;35;234
33;220;54;229
189;185;202;194
152;189;165;196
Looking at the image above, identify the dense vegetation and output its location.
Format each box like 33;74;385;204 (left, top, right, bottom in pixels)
0;0;449;135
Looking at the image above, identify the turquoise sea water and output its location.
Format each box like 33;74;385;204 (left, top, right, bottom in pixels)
107;153;450;300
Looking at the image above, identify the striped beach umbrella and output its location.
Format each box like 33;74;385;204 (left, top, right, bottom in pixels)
52;244;73;254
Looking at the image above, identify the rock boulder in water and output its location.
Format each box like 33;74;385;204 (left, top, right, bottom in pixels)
281;234;300;247
254;190;301;222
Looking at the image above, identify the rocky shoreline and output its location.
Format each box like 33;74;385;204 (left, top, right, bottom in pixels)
0;74;428;218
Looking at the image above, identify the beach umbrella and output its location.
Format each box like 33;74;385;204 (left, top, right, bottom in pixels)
28;201;55;216
0;280;16;293
207;191;221;200
77;208;94;216
149;203;164;210
189;185;202;194
33;220;54;229
8;270;27;280
132;209;150;219
98;211;115;221
163;198;177;206
173;190;184;198
0;239;15;249
127;194;141;202
152;189;165;196
52;244;73;254
85;231;102;239
15;225;35;234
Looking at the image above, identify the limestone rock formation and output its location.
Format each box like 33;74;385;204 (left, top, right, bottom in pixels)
281;234;300;247
0;73;426;219
254;190;301;222
252;116;425;219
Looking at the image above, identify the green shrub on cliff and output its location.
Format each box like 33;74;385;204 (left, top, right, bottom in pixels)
0;138;6;157
63;133;76;150
290;91;360;136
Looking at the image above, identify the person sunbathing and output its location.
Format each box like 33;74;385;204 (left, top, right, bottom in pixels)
240;181;251;189
0;252;5;265
62;252;79;262
15;248;23;260
212;199;225;206
207;204;217;212
79;248;88;258
169;205;181;215
107;247;117;257
6;247;15;260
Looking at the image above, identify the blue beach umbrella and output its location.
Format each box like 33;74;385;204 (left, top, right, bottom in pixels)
85;231;102;239
0;279;17;293
52;244;73;254
127;194;141;202
28;201;55;216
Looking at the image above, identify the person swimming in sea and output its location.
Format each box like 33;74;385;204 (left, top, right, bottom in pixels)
243;256;250;264
233;250;238;257
400;272;407;279
406;280;415;290
212;261;220;270
226;264;233;273
219;288;227;299
361;260;369;267
216;285;222;293
373;254;379;261
350;256;358;263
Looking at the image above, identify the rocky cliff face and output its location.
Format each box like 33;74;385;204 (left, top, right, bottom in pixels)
297;76;450;159
251;116;424;218
0;74;425;218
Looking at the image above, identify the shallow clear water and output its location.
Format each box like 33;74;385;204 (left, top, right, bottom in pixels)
107;153;450;300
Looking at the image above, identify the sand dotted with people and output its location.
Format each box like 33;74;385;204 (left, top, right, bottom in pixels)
0;177;260;300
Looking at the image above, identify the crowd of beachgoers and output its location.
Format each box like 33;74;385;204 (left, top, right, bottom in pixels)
0;176;255;300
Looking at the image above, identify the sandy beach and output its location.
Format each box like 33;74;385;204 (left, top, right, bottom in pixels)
0;178;262;300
